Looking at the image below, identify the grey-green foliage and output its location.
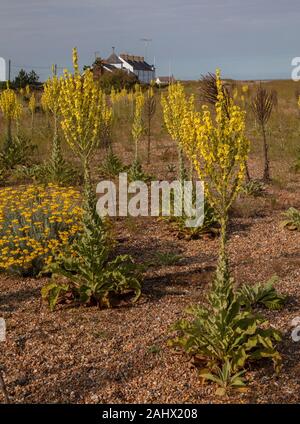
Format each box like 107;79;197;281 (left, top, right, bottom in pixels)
0;134;36;169
42;203;141;310
200;361;246;396
39;131;79;185
99;148;124;178
153;251;183;266
242;180;266;197
237;276;286;310
14;161;79;185
292;149;300;173
169;201;219;239
0;166;6;186
169;258;282;390
127;159;151;182
282;207;300;231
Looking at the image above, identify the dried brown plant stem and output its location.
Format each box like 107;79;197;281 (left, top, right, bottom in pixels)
251;84;274;182
144;94;156;164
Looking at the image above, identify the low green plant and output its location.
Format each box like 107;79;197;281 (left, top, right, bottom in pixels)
152;251;183;266
242;180;266;197
281;207;300;231
127;159;151;182
13;161;79;185
42;212;142;310
99;148;124;178
169;202;219;239
0;135;36;169
166;163;176;174
38;160;79;185
292;148;300;173
200;361;246;396
148;345;161;354
169;259;282;392
0;167;7;186
0;184;82;276
237;277;286;310
13;164;42;182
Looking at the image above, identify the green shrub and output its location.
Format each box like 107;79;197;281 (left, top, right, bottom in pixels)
99;69;139;94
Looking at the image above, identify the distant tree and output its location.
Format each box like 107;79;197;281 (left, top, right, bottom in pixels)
99;69;138;93
13;69;39;88
28;70;39;85
13;69;28;88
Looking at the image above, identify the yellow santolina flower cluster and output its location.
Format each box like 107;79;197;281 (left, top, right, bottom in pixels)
0;184;82;275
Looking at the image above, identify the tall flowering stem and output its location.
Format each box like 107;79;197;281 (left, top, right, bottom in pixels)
132;88;145;162
41;73;63;177
144;86;156;164
161;82;189;184
59;48;106;216
0;86;22;151
181;70;249;270
101;96;113;151
28;92;36;140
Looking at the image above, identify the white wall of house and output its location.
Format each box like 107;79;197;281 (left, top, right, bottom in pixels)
119;57;134;73
119;57;155;84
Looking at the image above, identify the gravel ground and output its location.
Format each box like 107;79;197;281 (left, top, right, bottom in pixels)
1;155;300;404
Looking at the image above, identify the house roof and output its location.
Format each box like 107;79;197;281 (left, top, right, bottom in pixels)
106;52;122;65
120;54;154;71
128;60;153;71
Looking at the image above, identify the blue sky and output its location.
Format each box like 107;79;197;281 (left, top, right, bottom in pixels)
0;0;299;80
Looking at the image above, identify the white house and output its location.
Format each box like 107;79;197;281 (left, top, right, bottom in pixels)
100;48;155;84
119;54;155;84
156;75;176;86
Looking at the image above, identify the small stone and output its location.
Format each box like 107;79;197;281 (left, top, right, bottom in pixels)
90;394;99;402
